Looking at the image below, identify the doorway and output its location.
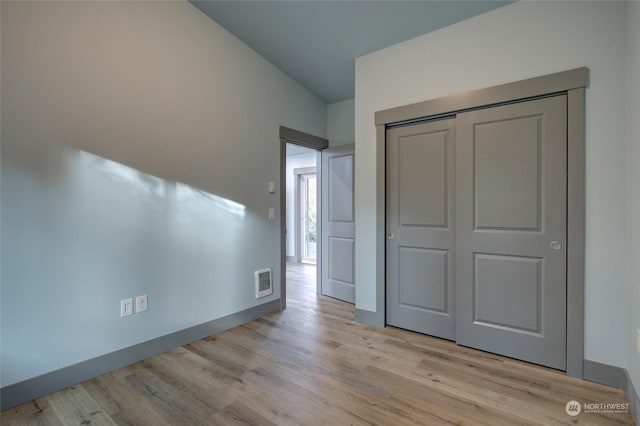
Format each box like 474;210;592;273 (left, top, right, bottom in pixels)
297;170;317;264
279;127;356;309
279;127;328;310
286;145;319;303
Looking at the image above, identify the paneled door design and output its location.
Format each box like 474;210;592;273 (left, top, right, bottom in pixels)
385;96;568;370
386;119;456;340
321;145;355;303
455;96;567;370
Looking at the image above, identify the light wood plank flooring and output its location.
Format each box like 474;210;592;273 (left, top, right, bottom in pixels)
1;263;634;425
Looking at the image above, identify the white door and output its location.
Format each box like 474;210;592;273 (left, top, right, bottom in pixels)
321;145;355;303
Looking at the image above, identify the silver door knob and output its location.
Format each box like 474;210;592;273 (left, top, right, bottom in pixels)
550;241;562;250
387;232;395;240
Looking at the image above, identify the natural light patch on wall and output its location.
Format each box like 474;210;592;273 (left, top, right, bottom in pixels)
79;151;167;199
76;151;246;219
0;0;325;390
1;147;252;386
176;182;246;221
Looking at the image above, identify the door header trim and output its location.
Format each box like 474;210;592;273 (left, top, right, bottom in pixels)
375;67;588;126
280;126;329;150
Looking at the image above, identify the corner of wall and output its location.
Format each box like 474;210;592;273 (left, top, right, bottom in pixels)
625;0;640;405
327;98;355;147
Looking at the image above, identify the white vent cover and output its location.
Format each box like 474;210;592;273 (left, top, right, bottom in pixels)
255;268;273;298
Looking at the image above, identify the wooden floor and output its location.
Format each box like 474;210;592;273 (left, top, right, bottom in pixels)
2;263;634;425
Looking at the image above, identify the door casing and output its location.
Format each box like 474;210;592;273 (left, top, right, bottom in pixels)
279;127;328;310
370;67;588;378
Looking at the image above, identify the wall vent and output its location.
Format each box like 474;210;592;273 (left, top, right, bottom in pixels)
255;268;273;298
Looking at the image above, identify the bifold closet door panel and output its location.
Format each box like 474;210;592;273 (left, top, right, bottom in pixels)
455;96;568;370
386;119;456;340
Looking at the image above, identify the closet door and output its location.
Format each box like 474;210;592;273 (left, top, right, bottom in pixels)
386;119;456;340
455;96;567;370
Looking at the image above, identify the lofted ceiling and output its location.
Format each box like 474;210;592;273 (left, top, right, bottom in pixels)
190;1;511;104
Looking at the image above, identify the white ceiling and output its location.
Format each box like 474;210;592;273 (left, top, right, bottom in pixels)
190;1;512;104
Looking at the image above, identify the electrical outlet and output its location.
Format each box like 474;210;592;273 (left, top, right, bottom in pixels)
120;298;133;317
636;329;640;356
136;295;148;313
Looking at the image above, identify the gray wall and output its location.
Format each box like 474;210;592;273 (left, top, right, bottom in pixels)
625;1;640;397
0;1;325;387
327;99;355;147
355;1;629;369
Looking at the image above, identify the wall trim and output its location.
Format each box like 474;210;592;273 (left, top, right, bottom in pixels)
565;87;586;378
375;125;387;322
375;67;588;125
623;369;640;425
354;308;385;328
280;126;329;150
0;299;281;411
583;359;625;388
286;255;296;263
583;361;639;423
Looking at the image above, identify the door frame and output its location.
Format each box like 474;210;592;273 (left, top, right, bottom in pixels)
372;67;588;378
279;126;328;310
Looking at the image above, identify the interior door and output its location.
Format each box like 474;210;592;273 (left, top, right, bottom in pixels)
386;119;456;340
455;96;567;370
321;145;355;303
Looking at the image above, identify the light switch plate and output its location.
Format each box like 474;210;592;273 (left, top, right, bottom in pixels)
121;298;133;317
268;181;276;193
636;329;640;356
268;207;275;219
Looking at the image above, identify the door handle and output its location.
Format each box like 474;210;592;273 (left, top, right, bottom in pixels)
387;232;395;240
550;241;562;250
